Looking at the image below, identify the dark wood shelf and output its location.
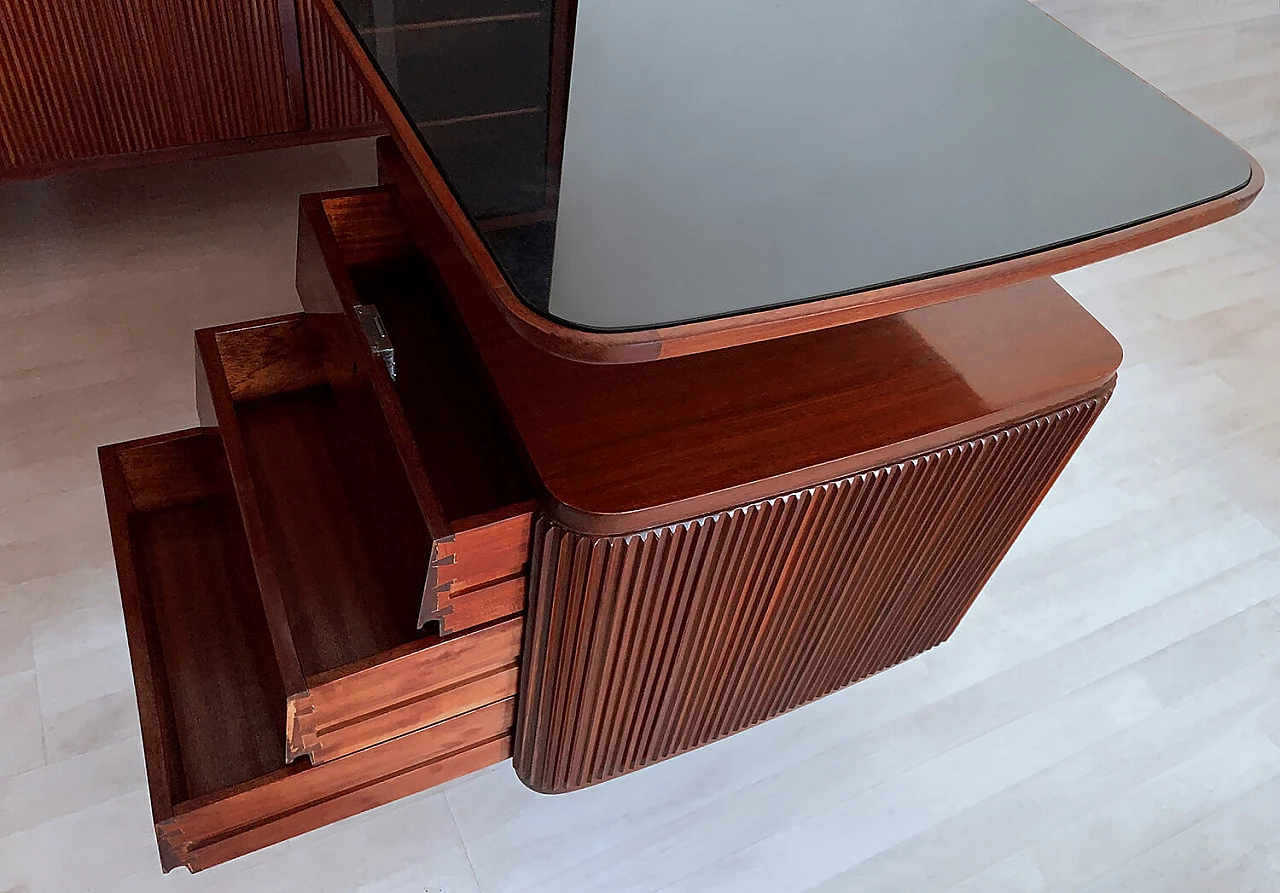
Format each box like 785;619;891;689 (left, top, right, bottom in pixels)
102;357;526;870
196;315;429;678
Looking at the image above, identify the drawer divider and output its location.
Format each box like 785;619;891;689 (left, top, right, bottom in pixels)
195;323;310;707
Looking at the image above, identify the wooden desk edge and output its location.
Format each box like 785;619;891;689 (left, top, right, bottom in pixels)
541;375;1119;536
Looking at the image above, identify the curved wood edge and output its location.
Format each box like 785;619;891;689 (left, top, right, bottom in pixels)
640;155;1262;361
543;375;1119;536
312;0;1261;364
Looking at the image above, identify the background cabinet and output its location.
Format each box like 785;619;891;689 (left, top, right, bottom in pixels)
295;0;380;132
0;0;381;179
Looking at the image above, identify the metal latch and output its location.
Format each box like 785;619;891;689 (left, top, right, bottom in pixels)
354;304;396;381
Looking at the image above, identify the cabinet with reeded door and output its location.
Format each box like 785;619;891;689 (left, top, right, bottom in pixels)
0;0;381;179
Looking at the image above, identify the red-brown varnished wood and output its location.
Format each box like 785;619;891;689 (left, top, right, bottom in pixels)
514;393;1111;792
0;0;299;170
290;617;522;762
0;122;386;184
438;574;527;632
296;0;383;131
101;430;288;865
195;318;311;704
165;701;514;872
103;429;519;872
311;179;1124;534
314;1;1261;362
195;311;527;762
297;191;537;633
0;0;386;181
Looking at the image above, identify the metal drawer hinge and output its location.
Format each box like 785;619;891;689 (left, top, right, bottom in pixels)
354;304;396;381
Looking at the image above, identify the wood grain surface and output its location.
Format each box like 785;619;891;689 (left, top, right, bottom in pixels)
298;190;537;632
101;423;521;871
317;177;1124;533
13;7;1279;885
291;617;522;763
0;0;299;170
515;393;1112;793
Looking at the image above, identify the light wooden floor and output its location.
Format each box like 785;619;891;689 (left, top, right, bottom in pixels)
3;1;1280;890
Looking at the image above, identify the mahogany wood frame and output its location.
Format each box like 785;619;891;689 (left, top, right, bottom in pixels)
364;159;1124;534
301;178;1126;791
294;192;536;632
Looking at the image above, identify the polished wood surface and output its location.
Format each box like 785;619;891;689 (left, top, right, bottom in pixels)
198;315;428;675
297;190;536;632
0;0;385;181
0;0;298;169
335;167;1124;533
101;430;282;809
164;701;514;873
293;616;521;763
193;311;525;766
516;393;1111;792
315;0;1261;363
103;344;524;869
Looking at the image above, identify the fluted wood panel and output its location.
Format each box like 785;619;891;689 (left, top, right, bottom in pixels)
0;0;296;170
296;0;381;131
515;393;1111;793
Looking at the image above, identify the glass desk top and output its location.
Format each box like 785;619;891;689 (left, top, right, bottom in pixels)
334;0;1253;332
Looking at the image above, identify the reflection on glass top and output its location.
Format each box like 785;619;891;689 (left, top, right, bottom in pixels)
335;0;1253;332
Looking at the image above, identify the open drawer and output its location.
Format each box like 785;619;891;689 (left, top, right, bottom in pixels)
191;312;525;763
100;430;515;872
296;187;537;636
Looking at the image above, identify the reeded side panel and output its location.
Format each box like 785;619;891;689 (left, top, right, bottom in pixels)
0;0;295;170
296;0;381;131
515;393;1111;793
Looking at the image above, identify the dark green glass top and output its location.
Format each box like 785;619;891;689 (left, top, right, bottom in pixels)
334;0;1253;332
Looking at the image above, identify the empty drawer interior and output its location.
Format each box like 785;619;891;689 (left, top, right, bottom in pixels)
201;315;431;677
102;429;517;872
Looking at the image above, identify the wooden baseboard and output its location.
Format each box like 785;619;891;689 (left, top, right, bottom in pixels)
0;123;387;183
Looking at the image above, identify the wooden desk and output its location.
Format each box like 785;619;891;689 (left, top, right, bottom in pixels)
98;0;1259;871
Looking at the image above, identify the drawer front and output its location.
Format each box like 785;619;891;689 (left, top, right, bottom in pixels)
289;616;523;763
164;701;515;872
